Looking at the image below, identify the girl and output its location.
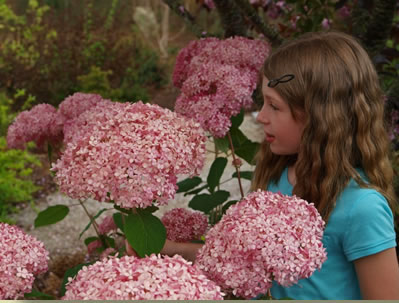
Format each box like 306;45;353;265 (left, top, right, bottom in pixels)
127;31;399;299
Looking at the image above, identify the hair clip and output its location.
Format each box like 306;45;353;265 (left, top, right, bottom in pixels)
267;74;295;88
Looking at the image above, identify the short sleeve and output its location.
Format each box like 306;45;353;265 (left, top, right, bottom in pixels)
343;192;396;262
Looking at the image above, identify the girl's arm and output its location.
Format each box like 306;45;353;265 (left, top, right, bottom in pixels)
354;247;399;299
161;239;204;262
125;239;203;263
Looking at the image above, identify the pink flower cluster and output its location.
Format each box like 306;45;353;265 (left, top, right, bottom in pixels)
161;208;208;242
98;215;118;235
6;93;109;151
0;223;49;299
52;101;206;209
59;93;113;145
58;92;107;121
62;254;224;300
7;103;63;150
196;190;327;299
173;36;270;137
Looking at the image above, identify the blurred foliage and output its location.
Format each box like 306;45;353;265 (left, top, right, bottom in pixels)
0;137;40;223
0;0;166;110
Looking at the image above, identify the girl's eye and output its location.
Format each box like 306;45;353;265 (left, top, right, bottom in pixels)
269;103;278;111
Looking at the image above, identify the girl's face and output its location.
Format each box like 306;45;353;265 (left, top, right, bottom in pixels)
256;76;305;155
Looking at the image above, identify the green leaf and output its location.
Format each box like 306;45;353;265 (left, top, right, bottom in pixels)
84;236;99;246
189;190;230;214
79;208;109;238
184;184;208;196
59;262;94;297
188;194;211;213
231;109;244;129
230;127;248;147
113;212;125;233
214;136;229;153
24;289;54;300
139;205;159;214
34;205;69;228
232;170;253;180
101;235;115;248
235;140;259;165
113;204;133;214
124;212;166;258
207;157;228;193
176;176;202;193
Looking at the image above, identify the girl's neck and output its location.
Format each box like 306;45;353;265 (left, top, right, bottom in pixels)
287;164;297;186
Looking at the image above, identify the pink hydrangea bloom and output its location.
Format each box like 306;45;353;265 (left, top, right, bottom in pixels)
60;94;113;145
176;63;256;137
58;92;108;121
62;254;224;300
173;37;270;137
98;215;118;235
161;208;208;242
52;101;206;209
196;190;327;299
87;239;102;255
172;38;219;88
7;103;63;150
0;223;49;299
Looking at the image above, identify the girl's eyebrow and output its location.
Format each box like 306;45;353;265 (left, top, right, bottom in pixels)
262;93;279;103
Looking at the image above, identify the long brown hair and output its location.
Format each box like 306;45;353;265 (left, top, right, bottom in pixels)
251;31;396;222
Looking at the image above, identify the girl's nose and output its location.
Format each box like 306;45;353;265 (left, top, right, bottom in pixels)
256;105;270;125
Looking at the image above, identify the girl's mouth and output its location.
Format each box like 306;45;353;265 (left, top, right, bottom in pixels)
265;134;275;143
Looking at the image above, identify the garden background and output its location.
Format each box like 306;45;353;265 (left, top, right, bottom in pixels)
1;0;399;299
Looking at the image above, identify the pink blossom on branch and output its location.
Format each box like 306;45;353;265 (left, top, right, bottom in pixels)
62;254;224;300
52;101;207;209
161;208;208;242
7;103;63;150
0;223;49;299
173;36;270;138
196;190;327;299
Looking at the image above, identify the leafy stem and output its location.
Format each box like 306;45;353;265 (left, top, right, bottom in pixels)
227;131;244;198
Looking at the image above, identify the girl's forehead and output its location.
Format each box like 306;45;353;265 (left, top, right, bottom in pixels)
261;77;280;100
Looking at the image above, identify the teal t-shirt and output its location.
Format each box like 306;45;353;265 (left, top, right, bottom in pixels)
266;167;396;300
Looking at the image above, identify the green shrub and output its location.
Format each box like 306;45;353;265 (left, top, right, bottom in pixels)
0;0;167;110
0;137;41;223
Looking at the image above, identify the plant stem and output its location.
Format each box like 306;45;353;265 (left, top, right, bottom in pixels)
78;199;101;238
227;131;244;199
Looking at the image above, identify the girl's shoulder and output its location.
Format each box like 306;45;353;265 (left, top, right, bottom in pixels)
327;177;396;262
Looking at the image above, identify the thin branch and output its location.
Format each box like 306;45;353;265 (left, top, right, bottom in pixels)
233;0;282;45
162;0;215;38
